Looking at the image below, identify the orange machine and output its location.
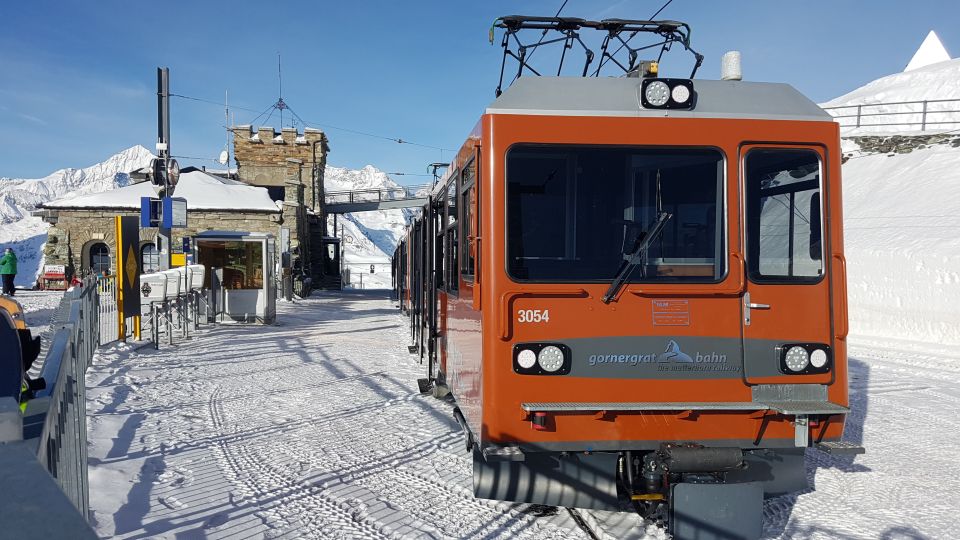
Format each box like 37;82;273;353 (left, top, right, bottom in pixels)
394;16;862;538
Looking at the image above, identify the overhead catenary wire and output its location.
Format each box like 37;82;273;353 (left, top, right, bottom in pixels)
169;92;453;151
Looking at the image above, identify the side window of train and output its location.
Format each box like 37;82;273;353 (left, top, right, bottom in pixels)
446;178;459;294
434;199;444;289
745;148;824;282
460;158;476;281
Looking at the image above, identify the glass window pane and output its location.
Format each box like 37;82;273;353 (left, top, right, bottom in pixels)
506;146;724;282
140;244;159;273
90;243;111;275
745;149;823;281
197;241;264;289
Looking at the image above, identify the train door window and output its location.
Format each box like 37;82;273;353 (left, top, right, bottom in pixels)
434;199;445;289
507;145;723;282
446;178;459;294
460;158;476;281
745;148;823;282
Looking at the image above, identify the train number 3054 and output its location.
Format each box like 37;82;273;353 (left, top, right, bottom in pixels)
517;309;550;323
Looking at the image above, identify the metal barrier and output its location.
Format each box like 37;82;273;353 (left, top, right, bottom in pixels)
822;98;960;131
142;266;208;349
97;276;118;345
324;183;432;205
0;275;100;530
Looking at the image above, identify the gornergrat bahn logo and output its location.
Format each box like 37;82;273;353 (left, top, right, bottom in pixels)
587;339;738;372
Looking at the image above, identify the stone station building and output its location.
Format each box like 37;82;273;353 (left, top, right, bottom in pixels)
35;126;332;286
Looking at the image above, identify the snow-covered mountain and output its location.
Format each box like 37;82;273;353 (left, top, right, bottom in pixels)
0;145;155;287
324;165;415;289
0;145;154;224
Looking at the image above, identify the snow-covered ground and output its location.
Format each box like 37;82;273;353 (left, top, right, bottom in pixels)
85;293;590;539
81;293;958;539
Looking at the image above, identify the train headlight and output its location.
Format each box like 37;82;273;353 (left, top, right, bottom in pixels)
779;344;831;374
537;346;565;373
671;84;691;104
517;349;537;369
640;78;696;110
784;346;809;372
810;349;828;369
644;81;670;107
514;343;571;375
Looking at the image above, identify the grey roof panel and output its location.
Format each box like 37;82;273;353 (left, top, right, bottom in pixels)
486;77;831;122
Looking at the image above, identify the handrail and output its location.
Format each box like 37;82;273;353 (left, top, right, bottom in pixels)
324;183;433;204
821;98;960;131
832;253;849;339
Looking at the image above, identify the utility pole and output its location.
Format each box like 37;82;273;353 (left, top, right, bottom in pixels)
157;67;173;271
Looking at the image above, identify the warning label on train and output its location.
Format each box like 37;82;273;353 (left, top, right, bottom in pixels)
652;299;690;326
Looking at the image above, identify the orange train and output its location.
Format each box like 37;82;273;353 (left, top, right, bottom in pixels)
393;28;862;539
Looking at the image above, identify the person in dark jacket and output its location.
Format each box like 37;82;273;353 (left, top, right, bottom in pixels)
0;247;17;296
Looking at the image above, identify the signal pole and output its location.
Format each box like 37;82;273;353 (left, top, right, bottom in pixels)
157;67;172;271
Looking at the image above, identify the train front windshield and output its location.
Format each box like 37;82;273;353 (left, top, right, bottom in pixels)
507;145;725;283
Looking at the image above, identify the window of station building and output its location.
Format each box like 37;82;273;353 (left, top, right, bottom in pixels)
745;148;824;282
197;241;265;290
445;178;459;293
460;158;476;280
90;242;111;276
506;145;725;283
140;243;160;274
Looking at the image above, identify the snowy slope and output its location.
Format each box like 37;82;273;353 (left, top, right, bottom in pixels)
842;139;960;345
817;44;960;345
821;53;960;133
325;165;414;289
0;146;155;287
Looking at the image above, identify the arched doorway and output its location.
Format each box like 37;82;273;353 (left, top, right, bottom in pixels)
89;242;110;276
140;243;159;273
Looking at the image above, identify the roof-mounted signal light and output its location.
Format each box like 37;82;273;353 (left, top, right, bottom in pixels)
640;78;695;109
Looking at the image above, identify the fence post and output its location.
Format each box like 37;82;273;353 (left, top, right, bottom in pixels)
921;100;928;131
856;104;862;128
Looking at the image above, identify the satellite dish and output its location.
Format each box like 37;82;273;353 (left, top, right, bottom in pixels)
218;150;229;165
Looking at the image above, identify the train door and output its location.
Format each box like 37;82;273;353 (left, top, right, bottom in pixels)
740;145;833;384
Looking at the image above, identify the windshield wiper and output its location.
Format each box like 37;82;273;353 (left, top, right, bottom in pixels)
601;212;672;304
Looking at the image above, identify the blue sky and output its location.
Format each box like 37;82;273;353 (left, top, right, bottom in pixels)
1;0;958;182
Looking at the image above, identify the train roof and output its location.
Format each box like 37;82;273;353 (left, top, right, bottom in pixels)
486;77;832;122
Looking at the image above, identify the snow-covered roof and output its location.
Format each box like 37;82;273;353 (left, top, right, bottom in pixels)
905;31;951;72
41;170;280;212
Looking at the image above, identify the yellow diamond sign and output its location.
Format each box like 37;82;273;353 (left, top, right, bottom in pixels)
126;244;138;286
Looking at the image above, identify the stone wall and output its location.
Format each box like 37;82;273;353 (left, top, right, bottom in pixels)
845;133;960;162
44;208;280;276
231;125;329;212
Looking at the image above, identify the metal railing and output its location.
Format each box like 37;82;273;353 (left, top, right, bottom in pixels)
822;98;960;131
96;276;119;345
25;276;99;515
324;183;432;205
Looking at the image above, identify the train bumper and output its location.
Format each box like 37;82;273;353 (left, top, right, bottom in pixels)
473;447;620;510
